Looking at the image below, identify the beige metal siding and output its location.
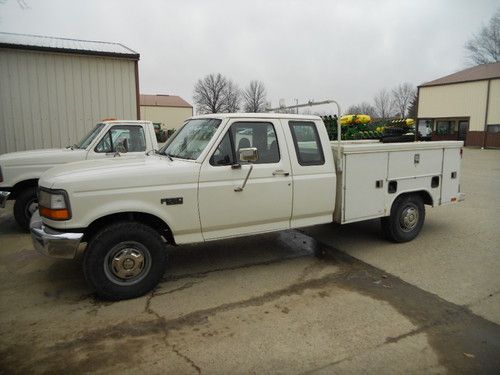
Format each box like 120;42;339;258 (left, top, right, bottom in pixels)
0;48;137;154
487;79;500;125
418;81;488;131
140;106;193;130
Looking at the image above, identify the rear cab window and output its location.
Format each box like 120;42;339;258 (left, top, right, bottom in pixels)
288;121;325;166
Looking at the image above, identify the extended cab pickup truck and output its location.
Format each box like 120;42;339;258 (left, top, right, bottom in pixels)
0;120;158;230
30;113;465;300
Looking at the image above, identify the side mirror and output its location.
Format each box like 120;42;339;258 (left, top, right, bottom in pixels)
239;147;258;163
116;139;128;154
234;147;258;192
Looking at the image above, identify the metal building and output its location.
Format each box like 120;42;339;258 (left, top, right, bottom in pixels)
140;94;193;131
417;62;500;148
0;32;140;154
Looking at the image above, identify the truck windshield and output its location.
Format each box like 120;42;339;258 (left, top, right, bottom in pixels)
75;123;106;149
163;118;222;160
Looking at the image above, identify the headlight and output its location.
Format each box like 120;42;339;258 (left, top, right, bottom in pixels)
39;189;71;220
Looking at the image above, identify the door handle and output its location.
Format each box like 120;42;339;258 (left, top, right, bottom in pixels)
272;170;290;177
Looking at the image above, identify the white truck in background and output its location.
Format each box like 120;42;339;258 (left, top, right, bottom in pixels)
30;113;465;300
0;120;159;230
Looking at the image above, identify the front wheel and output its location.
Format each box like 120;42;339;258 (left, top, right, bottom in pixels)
83;222;168;300
381;194;425;243
13;187;38;231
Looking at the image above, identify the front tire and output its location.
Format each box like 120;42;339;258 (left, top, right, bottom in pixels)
83;222;168;300
13;187;38;231
381;194;425;243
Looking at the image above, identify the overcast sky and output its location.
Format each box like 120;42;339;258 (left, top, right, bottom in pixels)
0;0;498;114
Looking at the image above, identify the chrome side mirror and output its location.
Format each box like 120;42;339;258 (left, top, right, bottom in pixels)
239;147;258;163
235;147;258;192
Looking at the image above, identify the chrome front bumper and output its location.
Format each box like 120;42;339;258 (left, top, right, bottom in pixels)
0;191;10;208
30;210;83;259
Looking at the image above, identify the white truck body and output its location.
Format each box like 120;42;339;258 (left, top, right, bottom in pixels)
333;141;462;224
30;113;464;300
0;120;158;229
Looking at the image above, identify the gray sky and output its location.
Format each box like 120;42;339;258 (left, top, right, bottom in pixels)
0;0;498;114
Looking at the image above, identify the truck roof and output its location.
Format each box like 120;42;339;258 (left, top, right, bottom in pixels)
190;113;322;121
101;120;153;125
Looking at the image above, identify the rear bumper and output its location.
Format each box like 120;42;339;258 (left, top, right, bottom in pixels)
0;191;10;208
30;210;83;259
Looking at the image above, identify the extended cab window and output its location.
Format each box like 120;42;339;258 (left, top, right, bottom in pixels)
289;121;325;166
210;122;280;166
95;125;146;153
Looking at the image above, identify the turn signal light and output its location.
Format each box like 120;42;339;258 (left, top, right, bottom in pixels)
40;206;71;220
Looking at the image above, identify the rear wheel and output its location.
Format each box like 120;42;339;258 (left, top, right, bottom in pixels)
13;187;38;231
381;194;425;243
83;222;168;300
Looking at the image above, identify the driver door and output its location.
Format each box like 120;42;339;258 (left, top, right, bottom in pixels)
87;125;147;159
198;120;293;240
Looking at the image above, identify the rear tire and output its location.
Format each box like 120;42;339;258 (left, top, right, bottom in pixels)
13;187;38;231
83;221;168;300
381;194;425;243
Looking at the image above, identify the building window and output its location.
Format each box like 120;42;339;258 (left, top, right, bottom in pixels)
487;125;500;133
435;121;455;135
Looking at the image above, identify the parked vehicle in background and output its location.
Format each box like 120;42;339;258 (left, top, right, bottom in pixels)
0;120;158;230
153;123;168;143
30;113;465;300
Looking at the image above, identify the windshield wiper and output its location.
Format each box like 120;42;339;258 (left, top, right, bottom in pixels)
147;149;173;161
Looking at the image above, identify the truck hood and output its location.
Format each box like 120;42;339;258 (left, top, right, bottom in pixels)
39;155;199;192
0;148;86;167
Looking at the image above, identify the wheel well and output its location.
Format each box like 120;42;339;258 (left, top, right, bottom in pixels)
82;212;175;245
11;179;38;199
395;190;433;206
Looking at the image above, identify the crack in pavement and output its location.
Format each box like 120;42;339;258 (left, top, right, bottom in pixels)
162;252;309;282
144;288;202;374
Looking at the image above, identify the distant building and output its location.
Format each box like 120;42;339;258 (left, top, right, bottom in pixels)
417;62;500;148
140;94;193;131
0;32;140;154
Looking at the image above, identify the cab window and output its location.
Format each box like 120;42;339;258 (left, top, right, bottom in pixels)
289;121;325;165
95;125;146;153
210;122;280;166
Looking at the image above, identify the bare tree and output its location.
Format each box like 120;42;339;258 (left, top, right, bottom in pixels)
407;93;418;119
465;8;500;65
193;73;241;113
346;102;377;117
243;80;267;112
223;80;241;113
373;88;395;119
193;73;227;114
391;83;416;118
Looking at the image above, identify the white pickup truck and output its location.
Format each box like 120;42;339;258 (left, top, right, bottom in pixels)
0;120;158;230
30;113;465;300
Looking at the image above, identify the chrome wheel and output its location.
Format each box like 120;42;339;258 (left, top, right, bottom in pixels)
103;241;152;286
399;204;419;232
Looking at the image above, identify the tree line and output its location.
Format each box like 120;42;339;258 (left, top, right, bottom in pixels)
193;73;267;114
346;82;417;120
